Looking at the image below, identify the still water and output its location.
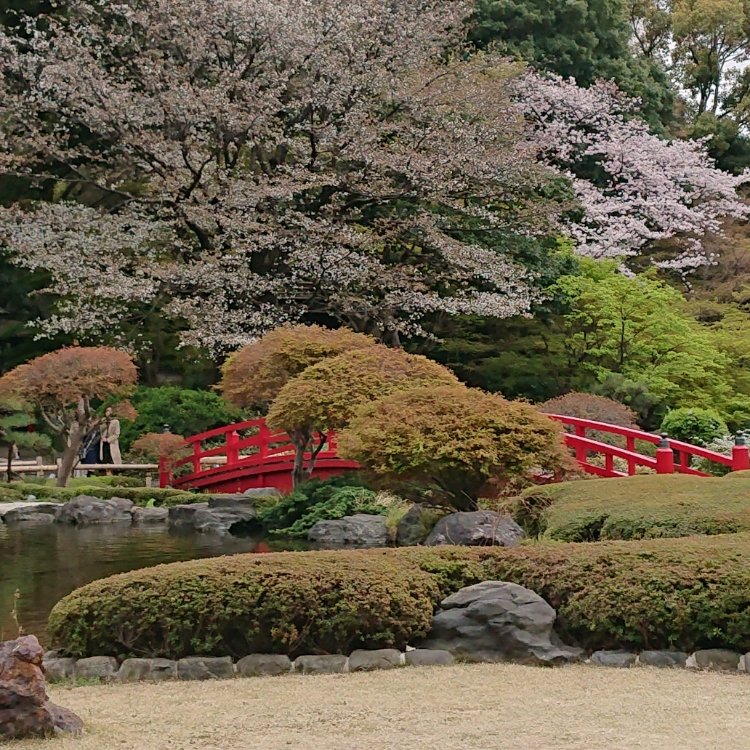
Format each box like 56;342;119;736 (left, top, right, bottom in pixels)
0;524;307;646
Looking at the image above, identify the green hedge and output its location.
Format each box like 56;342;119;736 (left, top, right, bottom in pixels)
48;553;439;659
507;474;750;541
9;481;202;507
49;534;750;658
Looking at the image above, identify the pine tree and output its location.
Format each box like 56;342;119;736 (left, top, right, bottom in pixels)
0;396;50;482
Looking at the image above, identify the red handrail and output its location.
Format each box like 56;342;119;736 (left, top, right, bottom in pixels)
160;414;750;489
547;414;749;478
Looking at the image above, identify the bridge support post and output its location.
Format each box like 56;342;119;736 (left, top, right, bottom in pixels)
656;435;674;475
732;434;750;472
158;457;170;488
226;430;240;465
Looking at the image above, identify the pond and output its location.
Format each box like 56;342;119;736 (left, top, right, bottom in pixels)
0;524;308;646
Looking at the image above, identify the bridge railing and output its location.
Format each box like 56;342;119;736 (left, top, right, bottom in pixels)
548;414;750;477
159;419;340;488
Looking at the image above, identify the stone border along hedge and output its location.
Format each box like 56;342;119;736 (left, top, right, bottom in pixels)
41;647;750;684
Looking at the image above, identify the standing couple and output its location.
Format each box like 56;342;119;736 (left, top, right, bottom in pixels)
80;407;122;465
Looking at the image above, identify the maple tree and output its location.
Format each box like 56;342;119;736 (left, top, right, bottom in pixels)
267;346;458;485
0;347;137;486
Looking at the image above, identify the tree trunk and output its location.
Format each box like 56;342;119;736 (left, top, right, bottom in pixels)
6;444;13;484
291;431;311;488
57;421;84;487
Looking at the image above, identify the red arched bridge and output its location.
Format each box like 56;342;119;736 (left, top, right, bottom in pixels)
159;414;750;494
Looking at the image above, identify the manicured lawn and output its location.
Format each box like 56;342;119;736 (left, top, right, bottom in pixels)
16;663;750;750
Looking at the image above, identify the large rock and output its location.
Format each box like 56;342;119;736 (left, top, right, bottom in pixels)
177;656;234;680
421;581;582;665
243;488;282;499
2;504;60;525
193;503;258;534
75;656;119;681
236;654;292;677
637;651;688;669
689;649;742;672
131;506;169;524
207;494;257;509
348;649;402;672
0;635;83;741
405;649;454;667
424;511;524;548
590;650;636;668
42;658;76;683
294;655;348;675
308;514;388;547
57;496;133;526
117;658;177;682
396;504;438;547
168;503;209;527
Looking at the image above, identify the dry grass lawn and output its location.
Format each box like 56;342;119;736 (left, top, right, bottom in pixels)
12;663;750;750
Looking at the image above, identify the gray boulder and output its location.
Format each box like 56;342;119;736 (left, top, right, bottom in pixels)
637;651;688;668
689;649;742;672
421;581;581;665
236;654;292;677
2;504;59;525
192;503;258;534
348;649;402;672
176;656;234;680
590;650;636;668
308;514;388;547
117;658;177;682
131;507;168;524
74;656;119;681
294;655;348;675
207;494;256;509
405;649;454;667
43;658;76;683
168;503;209;527
57;496;133;526
396;504;439;547
424;511;524;548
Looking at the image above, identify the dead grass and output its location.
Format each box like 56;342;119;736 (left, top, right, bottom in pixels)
11;663;750;750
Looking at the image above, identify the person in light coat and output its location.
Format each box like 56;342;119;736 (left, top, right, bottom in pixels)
99;407;122;464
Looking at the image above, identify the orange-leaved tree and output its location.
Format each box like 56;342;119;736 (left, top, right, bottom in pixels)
267;346;459;486
0;347;137;486
219;324;377;409
339;385;571;510
130;432;189;470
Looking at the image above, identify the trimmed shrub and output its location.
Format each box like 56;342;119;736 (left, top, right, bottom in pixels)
660;408;728;447
48;552;439;659
0;485;23;502
8;481;201;506
507;474;750;541
340;385;571;510
258;475;384;537
49;535;750;657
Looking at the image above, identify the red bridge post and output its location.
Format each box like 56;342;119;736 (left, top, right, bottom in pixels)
656;435;675;475
226;430;240;466
732;434;750;472
158;456;170;488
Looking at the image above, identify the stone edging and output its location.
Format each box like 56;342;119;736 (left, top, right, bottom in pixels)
42;647;750;684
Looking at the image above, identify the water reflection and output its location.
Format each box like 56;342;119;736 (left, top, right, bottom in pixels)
0;524;308;645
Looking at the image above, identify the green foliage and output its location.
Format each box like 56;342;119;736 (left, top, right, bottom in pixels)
50;534;750;657
341;385;571;510
48;551;439;659
470;0;674;125
0;396;51;461
507;474;750;541
0;485;23;502
258;476;383;537
555;261;734;412
7;481;201;507
660;408;729;446
113;386;242;452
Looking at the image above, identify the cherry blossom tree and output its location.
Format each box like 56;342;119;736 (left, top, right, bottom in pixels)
517;73;750;270
0;0;747;355
0;0;550;353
